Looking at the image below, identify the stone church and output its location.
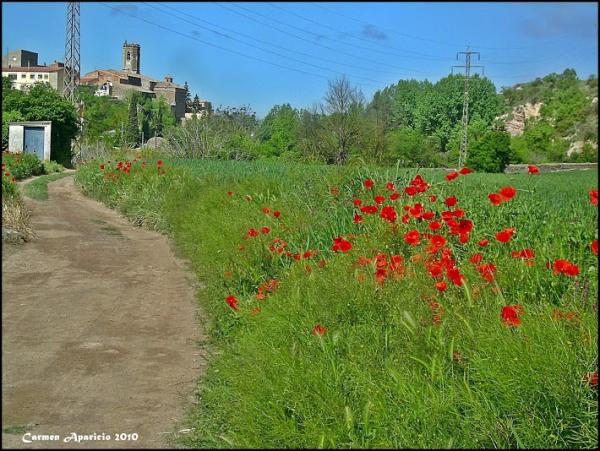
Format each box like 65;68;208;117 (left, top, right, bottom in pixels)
81;41;187;122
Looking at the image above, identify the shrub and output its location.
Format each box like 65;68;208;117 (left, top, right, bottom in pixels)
2;152;44;180
43;160;65;174
467;130;512;172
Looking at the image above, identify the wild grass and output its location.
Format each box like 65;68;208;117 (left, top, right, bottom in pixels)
75;158;598;449
23;172;72;201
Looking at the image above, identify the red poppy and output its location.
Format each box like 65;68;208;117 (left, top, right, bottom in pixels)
452;219;473;236
459;167;472;175
247;228;259;238
225;295;239;311
99;164;105;170
495;228;515;243
552;259;579;276
444;196;458;207
452;209;465;218
404;230;420;247
330;186;339;196
332;236;352;253
499;186;517;201
422;211;435;221
592;240;598;256
590;190;598;206
260;226;271;234
488;193;503;206
262;207;270;214
501;305;523;327
157;160;163;167
404;186;418;196
374;195;385;204
528;165;539;174
512;249;535;259
312;324;328;336
435;281;447;292
446;171;459;181
386;182;395;190
389;192;400;201
353;214;363;224
353;199;362;206
585;371;598;388
401;214;410;224
273;210;281;218
227;191;234;197
360;205;379;214
409;203;424;218
478;239;489;247
380;205;397;223
429;221;442;231
469;253;483;265
364;179;374;189
477;263;497;282
446;267;464;286
429;195;437;202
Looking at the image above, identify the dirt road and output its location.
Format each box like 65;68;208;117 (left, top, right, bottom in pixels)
2;175;204;448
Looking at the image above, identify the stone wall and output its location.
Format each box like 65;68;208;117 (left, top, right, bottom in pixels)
504;163;597;173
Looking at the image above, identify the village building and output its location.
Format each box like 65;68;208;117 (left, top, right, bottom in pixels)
2;49;65;92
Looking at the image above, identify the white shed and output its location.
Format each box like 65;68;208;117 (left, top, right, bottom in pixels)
8;121;52;161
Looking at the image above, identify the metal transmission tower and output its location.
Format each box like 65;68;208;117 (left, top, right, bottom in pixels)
64;1;80;103
452;48;484;168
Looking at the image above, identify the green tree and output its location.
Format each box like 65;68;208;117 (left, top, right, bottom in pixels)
183;81;192;113
257;104;299;158
125;92;141;147
467;130;512;172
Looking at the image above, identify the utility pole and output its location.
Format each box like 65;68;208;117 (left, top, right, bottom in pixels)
452;47;484;168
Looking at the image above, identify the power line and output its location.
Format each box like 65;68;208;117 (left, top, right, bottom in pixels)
265;2;455;62
215;2;435;77
451;48;484;168
310;2;579;52
144;2;394;86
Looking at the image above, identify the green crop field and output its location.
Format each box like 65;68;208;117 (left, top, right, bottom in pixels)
76;158;598;449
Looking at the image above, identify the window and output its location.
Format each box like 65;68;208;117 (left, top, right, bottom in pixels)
44;74;48;79
21;74;26;78
38;74;43;79
127;51;131;61
8;74;17;80
29;74;35;79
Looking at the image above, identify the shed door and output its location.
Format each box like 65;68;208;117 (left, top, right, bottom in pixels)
24;127;45;160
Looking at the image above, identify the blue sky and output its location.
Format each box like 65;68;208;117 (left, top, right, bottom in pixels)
2;1;598;117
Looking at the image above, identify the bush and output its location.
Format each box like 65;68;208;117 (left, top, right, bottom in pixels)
43;160;65;174
2;152;44;180
467;130;512;172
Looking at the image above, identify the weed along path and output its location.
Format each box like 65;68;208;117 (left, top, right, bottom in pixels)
2;175;204;449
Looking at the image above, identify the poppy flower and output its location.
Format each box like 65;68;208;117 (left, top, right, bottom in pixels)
552;259;579;276
380;205;397;223
478;239;489;247
247;228;259;237
404;230;420;247
312;324;328;336
401;214;410;224
477;263;497;282
360;205;379;214
501;305;523;327
585;371;598;388
446;171;459;181
429;221;442;231
262;207;270;214
495;228;515;243
389;192;400;201
499;186;517;201
422;211;435;221
330;186;339;196
273;210;281;218
353;214;363;224
488;193;503;206
157;160;163;167
446;267;464;286
435;281;447;292
469;253;483;265
332;236;352;253
386;182;395;190
512;249;535;259
444;196;458;207
459;167;472;175
374;195;385;204
99;164;105;170
260;226;271;234
353;199;362;206
364;179;374;189
227;191;234;197
225;295;239;311
528;165;539;174
429;195;437;202
592;240;598;256
590;190;598;206
404;186;418;196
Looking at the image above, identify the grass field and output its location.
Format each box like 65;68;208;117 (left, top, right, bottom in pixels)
23;172;73;201
75;158;598;449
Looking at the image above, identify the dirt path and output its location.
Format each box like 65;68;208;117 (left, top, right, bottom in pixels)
2;175;204;449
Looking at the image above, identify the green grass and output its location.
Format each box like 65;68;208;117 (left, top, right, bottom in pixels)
23;172;72;201
75;158;598;449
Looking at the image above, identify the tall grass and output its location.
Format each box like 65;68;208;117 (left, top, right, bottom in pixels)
75;158;598;448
